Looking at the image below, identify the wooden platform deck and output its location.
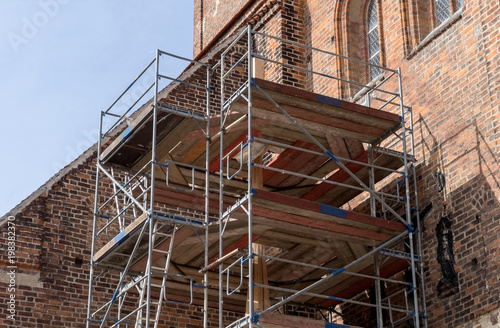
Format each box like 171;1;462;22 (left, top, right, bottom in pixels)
94;187;408;312
95;78;409;314
100;78;404;205
233;78;400;144
259;313;361;328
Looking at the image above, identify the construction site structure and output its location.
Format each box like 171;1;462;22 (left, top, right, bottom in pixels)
86;26;427;328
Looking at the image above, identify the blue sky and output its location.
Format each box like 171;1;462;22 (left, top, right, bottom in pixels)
0;0;194;216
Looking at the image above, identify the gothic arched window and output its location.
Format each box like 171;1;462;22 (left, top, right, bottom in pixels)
367;0;381;80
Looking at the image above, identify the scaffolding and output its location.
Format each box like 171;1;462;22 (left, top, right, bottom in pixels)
87;27;427;328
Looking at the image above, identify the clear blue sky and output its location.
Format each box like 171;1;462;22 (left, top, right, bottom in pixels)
0;0;194;216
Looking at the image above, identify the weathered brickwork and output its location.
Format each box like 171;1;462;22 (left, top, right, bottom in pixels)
0;153;242;327
1;157;98;327
194;0;281;58
200;0;500;326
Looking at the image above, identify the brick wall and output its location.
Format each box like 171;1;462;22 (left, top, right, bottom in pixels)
399;0;499;326
194;0;249;56
0;152;244;328
1;157;97;327
307;0;499;326
194;0;500;327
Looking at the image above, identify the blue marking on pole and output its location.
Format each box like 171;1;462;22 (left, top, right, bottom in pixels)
320;204;347;218
316;94;342;107
251;188;256;195
328;296;343;302
111;291;119;304
325;322;350;328
326;151;340;163
406;224;413;232
120;126;132;141
242;257;250;264
399;115;403;121
114;230;125;244
331;267;345;277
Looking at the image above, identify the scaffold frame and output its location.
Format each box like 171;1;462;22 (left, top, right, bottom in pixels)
87;25;427;328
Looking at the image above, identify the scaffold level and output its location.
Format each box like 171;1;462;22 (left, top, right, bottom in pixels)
87;27;427;328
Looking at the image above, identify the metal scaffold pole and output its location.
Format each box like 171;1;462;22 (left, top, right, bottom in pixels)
144;49;161;328
398;67;420;328
204;65;211;328
87;112;104;328
219;46;226;328
246;25;254;328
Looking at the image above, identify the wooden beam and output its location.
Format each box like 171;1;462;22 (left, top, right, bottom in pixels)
264;141;323;187
326;134;351;159
208;129;262;172
267;244;338;283
300;151;370;201
252;78;400;127
247;154;271;313
249;97;387;138
253;189;405;233
318;259;409;307
208;234;260;265
231;102;377;143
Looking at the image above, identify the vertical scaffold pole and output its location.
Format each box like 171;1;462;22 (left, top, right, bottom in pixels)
398;67;419;327
204;65;211;328
87;111;104;328
374;253;383;328
145;50;161;328
219;52;225;328
247;25;254;328
410;105;428;328
368;143;383;327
